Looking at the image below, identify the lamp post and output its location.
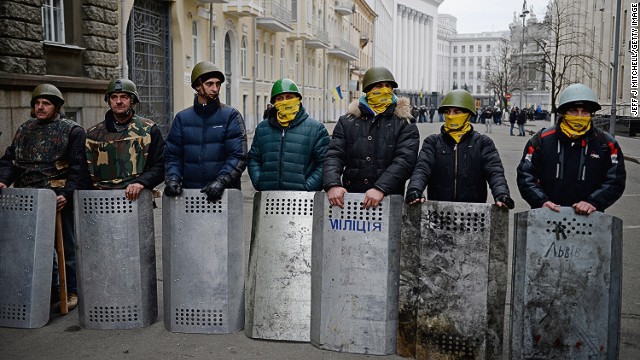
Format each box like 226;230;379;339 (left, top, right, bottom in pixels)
519;0;529;110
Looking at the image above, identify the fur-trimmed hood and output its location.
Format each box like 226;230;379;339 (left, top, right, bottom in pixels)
346;96;413;119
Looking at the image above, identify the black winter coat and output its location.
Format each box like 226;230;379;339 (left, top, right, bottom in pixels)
323;97;420;195
516;124;626;211
407;127;510;203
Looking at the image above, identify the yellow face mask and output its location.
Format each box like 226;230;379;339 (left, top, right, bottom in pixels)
275;97;301;127
444;113;472;143
560;114;592;139
366;87;394;114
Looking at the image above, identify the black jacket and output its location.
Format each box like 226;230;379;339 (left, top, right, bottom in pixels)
323;97;420;195
517;124;626;211
407;127;510;203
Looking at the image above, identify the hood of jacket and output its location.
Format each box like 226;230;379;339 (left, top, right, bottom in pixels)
346;96;412;119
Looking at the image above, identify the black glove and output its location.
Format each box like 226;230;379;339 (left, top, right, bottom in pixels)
201;179;225;202
496;194;515;209
164;180;183;197
405;190;425;204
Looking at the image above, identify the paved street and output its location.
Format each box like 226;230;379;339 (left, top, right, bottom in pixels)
1;119;638;360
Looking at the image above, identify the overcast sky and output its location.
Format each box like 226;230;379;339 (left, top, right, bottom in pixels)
438;0;550;34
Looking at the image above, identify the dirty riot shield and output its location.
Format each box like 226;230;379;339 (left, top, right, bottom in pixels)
74;190;157;329
510;208;622;359
163;189;244;334
0;188;56;329
310;193;403;355
398;201;509;359
245;191;314;341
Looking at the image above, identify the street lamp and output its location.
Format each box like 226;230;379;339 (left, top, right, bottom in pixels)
519;0;529;111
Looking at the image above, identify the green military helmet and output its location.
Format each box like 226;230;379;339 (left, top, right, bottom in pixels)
557;83;601;114
438;89;477;116
362;67;398;93
270;78;302;104
191;61;225;89
104;78;140;104
30;83;64;107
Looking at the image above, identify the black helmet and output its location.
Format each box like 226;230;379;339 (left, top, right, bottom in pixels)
105;78;140;104
30;84;64;108
191;61;225;89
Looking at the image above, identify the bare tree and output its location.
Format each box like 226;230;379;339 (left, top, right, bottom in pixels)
483;38;517;110
528;0;604;114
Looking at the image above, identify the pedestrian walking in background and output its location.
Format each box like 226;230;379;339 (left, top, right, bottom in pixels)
509;107;517;136
517;107;527;136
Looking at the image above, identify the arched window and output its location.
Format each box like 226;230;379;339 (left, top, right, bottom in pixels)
240;37;247;77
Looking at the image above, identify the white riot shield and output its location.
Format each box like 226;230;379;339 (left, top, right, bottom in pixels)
74;190;157;329
511;208;622;360
0;188;56;328
310;193;403;355
163;189;244;334
398;201;509;359
245;191;315;341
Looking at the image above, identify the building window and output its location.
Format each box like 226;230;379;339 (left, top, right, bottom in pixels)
478;45;482;52
485;58;490;66
42;0;64;43
461;58;466;66
192;21;199;63
461;45;465;53
453;46;457;53
469;72;474;79
280;47;285;77
469;58;474;66
270;45;274;79
461;72;465;80
240;37;247;77
470;45;474;53
477;85;481;93
477;71;482;79
486;44;491;52
453;58;458;66
453;72;457;79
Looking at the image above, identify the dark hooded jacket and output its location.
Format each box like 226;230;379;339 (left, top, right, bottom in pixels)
248;104;329;191
407;125;510;203
516;124;625;211
323;97;419;195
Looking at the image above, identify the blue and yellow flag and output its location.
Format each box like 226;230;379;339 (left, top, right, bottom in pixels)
332;86;343;101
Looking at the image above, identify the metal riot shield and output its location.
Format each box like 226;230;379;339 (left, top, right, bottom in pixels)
74;190;157;329
245;191;314;341
398;201;509;359
163;189;244;334
310;193;403;355
511;208;622;360
0;188;56;329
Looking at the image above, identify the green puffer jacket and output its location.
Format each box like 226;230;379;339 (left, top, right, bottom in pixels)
248;104;330;191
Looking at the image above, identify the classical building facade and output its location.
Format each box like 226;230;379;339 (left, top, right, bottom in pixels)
0;0;366;152
393;0;441;105
449;31;510;108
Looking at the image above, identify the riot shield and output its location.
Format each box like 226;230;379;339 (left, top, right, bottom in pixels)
74;190;157;329
511;207;622;359
245;191;314;341
310;193;403;355
163;189;244;334
398;201;509;359
0;188;56;328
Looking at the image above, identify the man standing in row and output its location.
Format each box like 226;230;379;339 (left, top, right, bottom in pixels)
164;61;248;201
85;79;165;198
323;66;419;209
0;84;90;311
517;83;625;215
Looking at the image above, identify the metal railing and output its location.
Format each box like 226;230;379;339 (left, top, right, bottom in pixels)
263;0;292;25
331;37;358;57
312;26;329;44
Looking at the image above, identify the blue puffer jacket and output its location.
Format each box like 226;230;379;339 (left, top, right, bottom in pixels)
248;104;329;191
165;97;248;189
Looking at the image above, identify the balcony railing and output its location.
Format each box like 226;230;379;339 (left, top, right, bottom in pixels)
313;26;329;44
263;0;291;25
334;0;353;15
332;37;358;57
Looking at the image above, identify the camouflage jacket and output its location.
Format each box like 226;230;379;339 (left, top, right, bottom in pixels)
85;111;165;189
0;116;90;200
